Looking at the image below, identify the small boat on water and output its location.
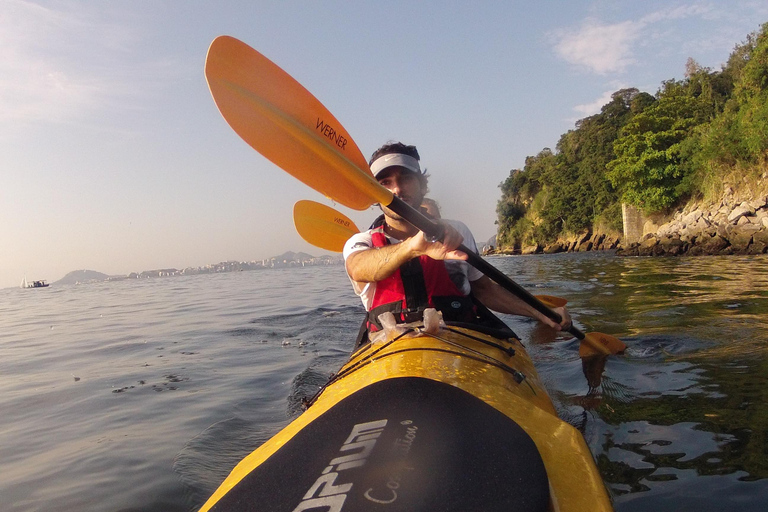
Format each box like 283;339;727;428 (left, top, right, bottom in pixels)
21;276;49;289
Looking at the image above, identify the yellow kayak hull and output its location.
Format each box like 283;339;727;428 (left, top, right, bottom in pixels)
199;325;612;512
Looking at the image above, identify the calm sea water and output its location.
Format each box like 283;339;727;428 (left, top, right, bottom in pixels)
1;252;767;511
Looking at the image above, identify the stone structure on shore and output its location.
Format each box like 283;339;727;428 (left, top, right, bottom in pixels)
493;187;768;257
618;194;768;256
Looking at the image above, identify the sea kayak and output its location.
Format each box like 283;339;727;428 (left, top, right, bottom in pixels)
198;320;613;512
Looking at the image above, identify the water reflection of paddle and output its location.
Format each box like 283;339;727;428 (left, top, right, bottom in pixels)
524;321;609;395
574;356;608;411
582;355;607;392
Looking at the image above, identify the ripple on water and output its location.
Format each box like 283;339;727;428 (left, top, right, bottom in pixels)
3;254;768;511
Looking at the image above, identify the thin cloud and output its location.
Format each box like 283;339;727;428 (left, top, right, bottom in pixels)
0;0;187;126
0;1;106;122
640;4;715;24
551;3;718;75
573;90;618;117
552;19;641;75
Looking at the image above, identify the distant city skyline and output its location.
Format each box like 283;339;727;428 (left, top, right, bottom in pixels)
8;250;342;289
3;1;767;288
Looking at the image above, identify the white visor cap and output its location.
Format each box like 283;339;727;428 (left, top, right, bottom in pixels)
369;153;422;179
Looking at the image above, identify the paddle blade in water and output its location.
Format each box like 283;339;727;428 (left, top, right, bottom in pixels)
294;200;359;253
579;332;627;357
204;36;391;210
534;295;568;308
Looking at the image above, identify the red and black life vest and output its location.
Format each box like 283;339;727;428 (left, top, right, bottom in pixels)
366;229;477;331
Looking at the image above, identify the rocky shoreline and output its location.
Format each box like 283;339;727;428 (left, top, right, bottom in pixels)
618;195;768;257
490;231;622;256
491;192;768;258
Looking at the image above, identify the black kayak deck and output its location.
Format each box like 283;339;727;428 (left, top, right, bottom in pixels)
209;376;549;512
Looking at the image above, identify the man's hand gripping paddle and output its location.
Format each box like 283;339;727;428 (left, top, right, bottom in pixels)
206;36;625;357
293;200;570;311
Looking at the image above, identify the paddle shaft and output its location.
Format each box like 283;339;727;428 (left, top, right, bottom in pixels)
387;196;585;340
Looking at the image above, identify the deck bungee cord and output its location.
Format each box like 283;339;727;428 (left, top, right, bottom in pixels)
304;323;532;409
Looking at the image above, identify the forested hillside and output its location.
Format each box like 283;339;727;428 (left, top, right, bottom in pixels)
497;22;768;251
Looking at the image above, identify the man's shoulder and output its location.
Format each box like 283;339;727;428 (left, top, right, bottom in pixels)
347;233;374;249
444;218;470;230
443;219;474;238
343;228;384;259
442;218;478;255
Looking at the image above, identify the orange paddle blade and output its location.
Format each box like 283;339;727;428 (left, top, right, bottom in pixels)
294;200;359;253
204;36;391;210
534;295;568;308
579;332;627;357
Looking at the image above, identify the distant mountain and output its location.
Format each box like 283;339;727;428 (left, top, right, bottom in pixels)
55;270;110;285
47;252;335;288
270;251;316;263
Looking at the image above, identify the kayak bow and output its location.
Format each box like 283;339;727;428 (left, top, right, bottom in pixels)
198;322;612;512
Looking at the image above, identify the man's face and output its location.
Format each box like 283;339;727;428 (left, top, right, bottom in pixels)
377;167;425;209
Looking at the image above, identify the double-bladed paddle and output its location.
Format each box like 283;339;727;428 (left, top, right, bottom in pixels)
293;199;359;253
293;200;570;310
205;36;625;357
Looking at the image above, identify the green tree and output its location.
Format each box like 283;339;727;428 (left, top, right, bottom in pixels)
543;89;639;233
732;22;768;160
496;149;556;247
497;89;645;247
496;22;767;249
607;80;718;211
689;23;767;173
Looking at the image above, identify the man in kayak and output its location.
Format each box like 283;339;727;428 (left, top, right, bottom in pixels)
343;141;571;340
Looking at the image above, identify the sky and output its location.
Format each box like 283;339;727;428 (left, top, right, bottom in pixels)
2;0;766;288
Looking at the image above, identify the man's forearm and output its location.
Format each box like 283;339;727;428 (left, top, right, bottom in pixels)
346;242;416;283
471;276;543;318
346;222;467;284
471;276;570;330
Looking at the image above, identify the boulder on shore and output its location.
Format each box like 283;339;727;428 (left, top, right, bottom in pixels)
616;193;768;257
496;191;768;258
